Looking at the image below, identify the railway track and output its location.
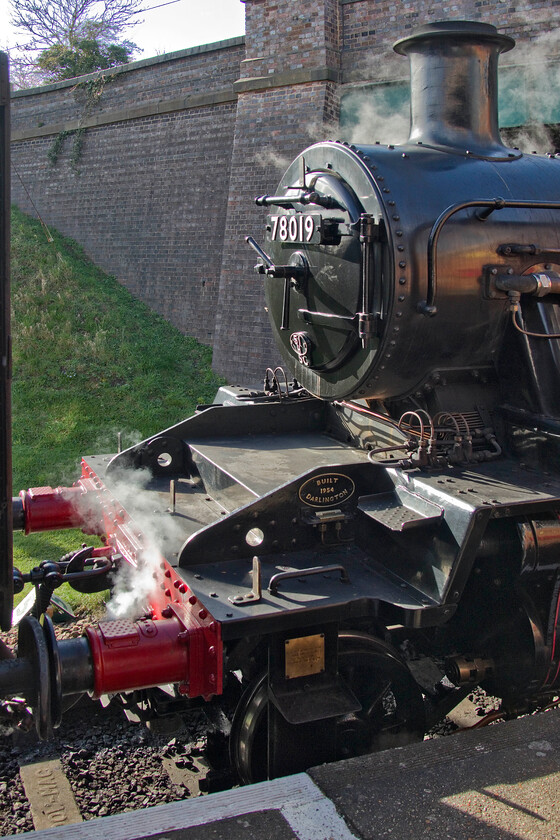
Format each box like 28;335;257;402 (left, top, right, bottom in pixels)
0;692;215;834
6;706;560;840
1;687;499;834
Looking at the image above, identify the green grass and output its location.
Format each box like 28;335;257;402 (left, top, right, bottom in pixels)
10;206;224;613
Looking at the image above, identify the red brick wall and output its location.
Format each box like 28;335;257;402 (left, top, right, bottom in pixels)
243;0;341;72
213;0;341;381
340;0;557;77
11;40;244;347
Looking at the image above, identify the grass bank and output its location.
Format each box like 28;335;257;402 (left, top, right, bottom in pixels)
10;206;224;613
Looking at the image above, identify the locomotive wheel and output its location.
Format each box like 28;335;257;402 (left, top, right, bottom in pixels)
229;672;269;785
336;632;426;757
230;632;425;784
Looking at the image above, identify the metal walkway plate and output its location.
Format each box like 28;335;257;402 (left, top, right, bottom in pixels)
359;486;443;532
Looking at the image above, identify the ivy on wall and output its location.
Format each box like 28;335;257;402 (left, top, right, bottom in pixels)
48;73;114;172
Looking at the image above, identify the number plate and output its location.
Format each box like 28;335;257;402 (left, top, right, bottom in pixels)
268;213;322;244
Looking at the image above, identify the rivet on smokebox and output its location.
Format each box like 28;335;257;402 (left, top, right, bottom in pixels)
177;631;189;644
199;609;208;620
189;595;197;605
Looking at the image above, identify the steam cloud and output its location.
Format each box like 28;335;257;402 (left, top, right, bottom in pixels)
497;25;560;153
65;463;186;621
104;466;186;620
339;94;409;147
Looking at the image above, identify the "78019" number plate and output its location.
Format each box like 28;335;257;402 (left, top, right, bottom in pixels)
268;213;321;244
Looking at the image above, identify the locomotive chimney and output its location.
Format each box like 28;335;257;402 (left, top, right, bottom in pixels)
394;21;515;157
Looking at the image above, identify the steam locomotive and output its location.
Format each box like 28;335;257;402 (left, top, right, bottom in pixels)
1;20;560;784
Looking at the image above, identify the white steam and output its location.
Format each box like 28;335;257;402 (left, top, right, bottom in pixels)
106;547;162;621
339;94;409;147
89;427;144;456
504;124;555;155
256;147;293;173
497;25;560;154
101;466;186;620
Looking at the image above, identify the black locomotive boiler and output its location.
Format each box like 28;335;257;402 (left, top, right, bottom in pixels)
2;20;560;784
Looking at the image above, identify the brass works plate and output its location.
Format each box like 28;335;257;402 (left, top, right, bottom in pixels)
285;633;325;679
298;473;355;508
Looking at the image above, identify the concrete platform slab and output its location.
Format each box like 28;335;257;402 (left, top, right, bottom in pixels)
311;708;560;839
5;774;357;840
8;708;560;840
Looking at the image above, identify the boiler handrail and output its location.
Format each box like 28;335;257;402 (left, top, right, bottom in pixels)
418;197;560;316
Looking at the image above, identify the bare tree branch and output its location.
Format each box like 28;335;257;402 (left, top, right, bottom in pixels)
10;0;146;51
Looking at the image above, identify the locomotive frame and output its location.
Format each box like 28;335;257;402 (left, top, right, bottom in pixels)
1;20;560;784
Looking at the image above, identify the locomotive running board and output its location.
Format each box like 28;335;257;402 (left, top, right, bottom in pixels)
358;486;443;531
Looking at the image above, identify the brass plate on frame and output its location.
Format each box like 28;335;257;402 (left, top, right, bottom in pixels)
285;633;325;679
298;473;355;508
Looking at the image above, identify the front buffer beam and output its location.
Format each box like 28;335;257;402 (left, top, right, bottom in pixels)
0;607;221;738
